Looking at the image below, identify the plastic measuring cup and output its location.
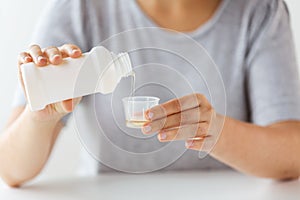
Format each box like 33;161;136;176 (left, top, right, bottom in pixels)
122;96;160;128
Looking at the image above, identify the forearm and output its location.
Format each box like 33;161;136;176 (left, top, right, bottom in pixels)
0;106;62;187
211;116;300;179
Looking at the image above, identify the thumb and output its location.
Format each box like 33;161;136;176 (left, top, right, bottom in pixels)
55;97;82;114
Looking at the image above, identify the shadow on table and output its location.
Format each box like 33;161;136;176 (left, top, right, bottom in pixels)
260;179;300;200
10;176;116;200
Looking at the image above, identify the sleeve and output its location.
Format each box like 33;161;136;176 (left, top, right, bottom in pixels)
246;0;300;126
12;0;92;124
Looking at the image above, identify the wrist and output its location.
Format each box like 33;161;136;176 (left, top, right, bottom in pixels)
210;116;239;157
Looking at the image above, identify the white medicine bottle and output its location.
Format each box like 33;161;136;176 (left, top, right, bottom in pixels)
21;46;133;111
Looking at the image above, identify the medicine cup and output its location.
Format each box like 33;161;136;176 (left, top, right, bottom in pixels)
122;96;160;128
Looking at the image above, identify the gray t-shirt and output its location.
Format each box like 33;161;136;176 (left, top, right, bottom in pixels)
13;0;300;174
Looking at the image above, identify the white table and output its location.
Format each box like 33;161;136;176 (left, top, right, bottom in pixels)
1;171;299;200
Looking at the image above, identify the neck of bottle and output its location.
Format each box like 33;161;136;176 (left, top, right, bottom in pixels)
112;52;133;78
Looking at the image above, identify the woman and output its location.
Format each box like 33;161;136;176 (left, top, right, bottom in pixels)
1;0;300;187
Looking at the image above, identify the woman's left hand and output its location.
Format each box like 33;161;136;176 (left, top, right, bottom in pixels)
142;93;224;151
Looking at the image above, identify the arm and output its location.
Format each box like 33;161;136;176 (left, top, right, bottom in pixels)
210;118;300;180
0;106;63;187
0;44;82;187
142;93;300;180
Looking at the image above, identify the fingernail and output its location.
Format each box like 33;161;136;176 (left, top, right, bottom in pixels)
159;132;167;140
25;56;31;62
72;49;80;55
38;56;46;63
143;125;152;133
52;54;61;60
185;140;194;148
147;112;154;119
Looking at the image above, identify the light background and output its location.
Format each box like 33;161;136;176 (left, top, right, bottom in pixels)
0;0;299;178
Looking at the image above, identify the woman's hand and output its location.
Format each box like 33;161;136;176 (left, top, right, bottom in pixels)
142;93;224;151
18;44;83;122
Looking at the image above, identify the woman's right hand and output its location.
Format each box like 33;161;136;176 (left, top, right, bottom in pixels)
18;44;83;122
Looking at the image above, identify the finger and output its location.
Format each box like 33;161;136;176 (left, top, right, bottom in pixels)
145;106;214;134
29;44;48;66
59;44;82;58
18;52;33;65
18;52;34;98
44;46;63;65
52;102;67;114
145;94;209;121
156;123;209;142
61;97;82;113
185;139;204;151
